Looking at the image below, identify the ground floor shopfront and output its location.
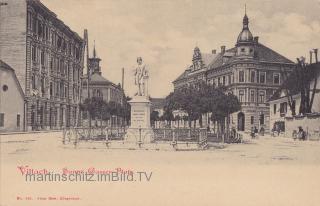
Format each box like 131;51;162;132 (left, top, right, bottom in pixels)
25;97;79;131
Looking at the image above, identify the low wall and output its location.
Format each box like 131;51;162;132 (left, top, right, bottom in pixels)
285;113;320;140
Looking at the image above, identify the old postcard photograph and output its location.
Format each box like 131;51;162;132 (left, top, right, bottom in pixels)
1;0;320;205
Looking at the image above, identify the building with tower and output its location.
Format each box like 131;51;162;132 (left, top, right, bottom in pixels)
0;0;84;131
81;45;125;126
173;10;296;133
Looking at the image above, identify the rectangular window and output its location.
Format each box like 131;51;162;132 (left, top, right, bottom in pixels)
228;75;231;85
223;76;226;85
259;72;266;84
32;16;36;32
273;104;277;114
50;82;53;96
280;102;287;115
239;71;244;82
60;82;64;98
51;32;54;45
38;21;43;37
32;46;36;62
251;71;255;83
218;77;221;86
40;51;44;66
259;91;265;103
259;114;265;125
239;90;244;102
250;90;255;102
41;77;45;95
65;87;68;98
27;12;32;30
251;116;254;124
56;82;59;97
17;114;20;127
273;73;280;84
292;100;296;115
31;75;36;90
0;113;4;127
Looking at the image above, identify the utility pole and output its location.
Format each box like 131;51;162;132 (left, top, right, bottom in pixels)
76;33;86;128
84;29;91;137
121;67;126;127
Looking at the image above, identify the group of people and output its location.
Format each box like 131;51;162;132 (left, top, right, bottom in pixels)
293;126;307;141
250;126;265;139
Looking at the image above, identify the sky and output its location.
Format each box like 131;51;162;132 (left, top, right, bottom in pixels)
41;0;320;98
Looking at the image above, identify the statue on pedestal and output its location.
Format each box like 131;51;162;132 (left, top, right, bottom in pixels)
125;57;154;144
134;57;149;96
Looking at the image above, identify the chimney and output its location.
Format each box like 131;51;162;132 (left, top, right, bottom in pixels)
212;49;216;54
314;49;318;63
221;46;226;54
310;50;313;64
254;36;259;44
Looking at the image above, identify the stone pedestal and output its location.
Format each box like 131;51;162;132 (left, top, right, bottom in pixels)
125;96;154;143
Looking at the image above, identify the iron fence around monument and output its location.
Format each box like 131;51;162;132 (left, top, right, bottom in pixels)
62;126;126;145
62;127;208;149
153;128;207;143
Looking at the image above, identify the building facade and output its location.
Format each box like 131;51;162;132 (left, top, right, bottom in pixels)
0;61;25;132
82;46;124;126
173;12;296;133
0;0;84;131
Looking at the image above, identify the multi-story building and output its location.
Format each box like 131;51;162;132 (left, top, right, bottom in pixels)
173;11;296;133
0;0;84;131
82;46;124;126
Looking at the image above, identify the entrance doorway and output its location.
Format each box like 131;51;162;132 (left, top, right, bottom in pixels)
237;112;245;131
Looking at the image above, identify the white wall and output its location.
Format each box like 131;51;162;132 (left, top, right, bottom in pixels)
0;68;25;132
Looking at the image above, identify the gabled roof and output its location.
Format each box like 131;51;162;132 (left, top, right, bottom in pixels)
0;60;25;97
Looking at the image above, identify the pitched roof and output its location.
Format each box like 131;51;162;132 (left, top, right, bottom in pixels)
255;43;293;64
0;59;14;71
202;53;218;66
90;73;113;85
0;60;25;96
174;43;294;83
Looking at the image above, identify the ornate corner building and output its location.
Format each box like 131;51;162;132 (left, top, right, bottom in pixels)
173;12;296;133
0;0;84;131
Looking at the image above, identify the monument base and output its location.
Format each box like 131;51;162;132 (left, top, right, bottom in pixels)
124;95;154;144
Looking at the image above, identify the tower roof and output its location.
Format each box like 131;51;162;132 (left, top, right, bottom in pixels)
93;40;97;58
237;6;253;44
